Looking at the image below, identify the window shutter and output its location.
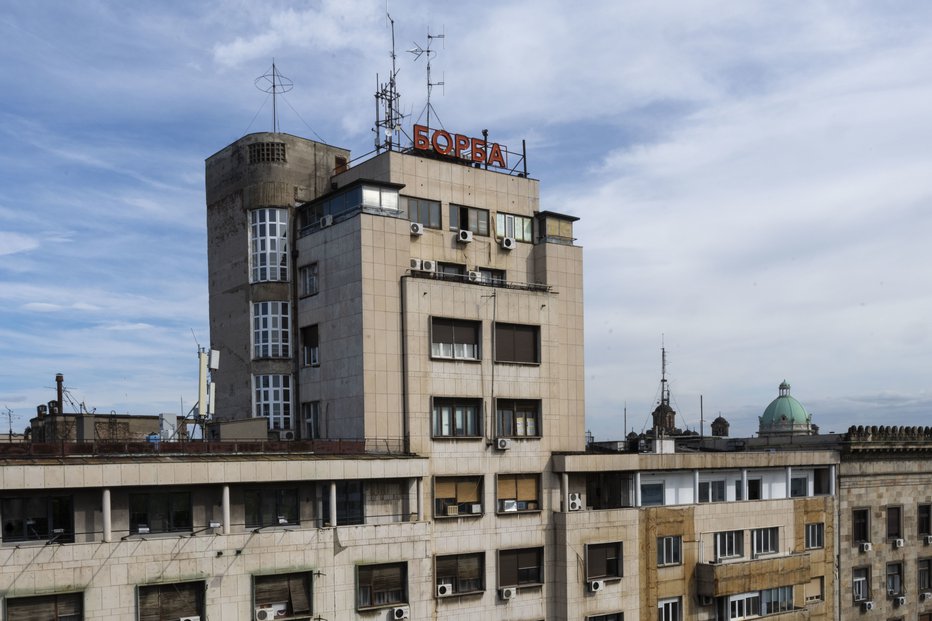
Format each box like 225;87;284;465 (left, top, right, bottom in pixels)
159;582;201;619
289;574;311;614
255;574;291;606
371;563;404;593
495;324;514;361
516;475;538;502
513;324;537;362
435;479;456;499
498;476;517;500
7;595;55;621
431;318;453;345
456;479;480;503
499;550;517;587
458;554;481;582
454;321;478;346
587;545;607;578
436;556;458;580
137;586;162;621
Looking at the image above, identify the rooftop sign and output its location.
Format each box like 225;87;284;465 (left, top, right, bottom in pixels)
413;124;507;168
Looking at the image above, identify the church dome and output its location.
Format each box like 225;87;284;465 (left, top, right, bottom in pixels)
759;381;812;436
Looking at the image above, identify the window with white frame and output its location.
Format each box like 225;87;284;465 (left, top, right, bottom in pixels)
450;204;489;236
253;374;292;430
250;208;288;282
641;483;664;506
495;212;533;242
715;530;744;561
760;586;793;614
430;317;480;360
496;399;540;438
752;527;778;557
432;398;482;438
887;562;904;596
805;576;824;603
727;592;760;620
657;536;682;566
252;301;290;358
698;480;726;503
805;522;824;549
852;566;870;602
790;476;808;497
299;262;318;296
918;558;931;591
302;401;320;439
301;325;319;367
658;597;681;621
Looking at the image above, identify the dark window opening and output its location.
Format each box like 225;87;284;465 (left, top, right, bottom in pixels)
494;323;539;364
357;562;407;609
498;547;543;587
244;489;299;529
130;492;191;535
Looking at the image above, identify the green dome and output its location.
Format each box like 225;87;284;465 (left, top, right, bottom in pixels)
759;381;812;436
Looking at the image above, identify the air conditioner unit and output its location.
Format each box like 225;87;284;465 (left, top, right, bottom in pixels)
470;503;482;514
457;229;473;243
925;535;932;545
320;214;333;227
255;606;286;621
501;236;516;250
500;587;516;600
421;259;436;272
467;270;482;282
588;579;604;592
496;438;512;450
446;505;459;516
861;600;874;611
282;431;295;441
698;595;714;606
437;582;454;597
137;525;150;535
179;617;201;621
409;258;423;270
894;538;905;548
895;596;906;607
392;606;410;620
860;542;872;552
920;591;932;602
568;492;583;512
410;222;424;235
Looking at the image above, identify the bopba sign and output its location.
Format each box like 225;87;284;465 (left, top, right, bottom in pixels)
413;124;507;168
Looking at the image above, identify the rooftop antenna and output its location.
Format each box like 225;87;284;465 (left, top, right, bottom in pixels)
255;60;294;134
374;13;405;152
660;337;670;409
408;26;445;131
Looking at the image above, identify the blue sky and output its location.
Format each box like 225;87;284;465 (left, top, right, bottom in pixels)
1;1;931;438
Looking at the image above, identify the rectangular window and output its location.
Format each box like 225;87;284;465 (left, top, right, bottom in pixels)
698;480;726;503
853;566;870;602
918;558;931;591
254;572;312;619
253;301;290;359
129;492;191;535
498;547;543;587
321;481;364;526
299;263;318;296
302;401;320;439
747;479;762;500
430;317;480;360
244;488;299;529
435;552;484;595
806;576;824;603
250;207;288;282
657;536;682;566
437;262;466;280
450;204;489;236
589;615;623;621
805;523;825;549
496;399;541;438
137;581;204;621
0;496;74;544
658;597;681;621
726;592;760;620
494;322;540;364
253;374;292;431
853;508;870;542
475;267;506;284
641;483;664;506
888;506;903;539
920;504;932;536
405;196;441;229
434;476;483;517
432;398;482;438
790;476;808;497
301;325;319;367
760;586;793;614
496;474;540;513
887;562;904;596
715;530;744;560
752;527;778;557
586;542;622;580
357;562;406;609
6;592;82;621
495;212;533;242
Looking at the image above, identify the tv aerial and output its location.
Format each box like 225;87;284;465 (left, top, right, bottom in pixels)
408;26;445;131
374;13;406;152
255;60;294;134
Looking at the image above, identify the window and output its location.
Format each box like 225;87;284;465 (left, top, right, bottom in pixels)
437;262;466;280
250;208;288;282
853;508;870;543
920;504;931;536
698;480;726;503
129;492;191;535
543;214;575;242
450;204;489;236
495;212;533;242
434;476;483;517
299;263;318;296
432;398;482;438
254;572;312;620
726;592;760;619
244;488;299;529
715;530;744;560
586;542;622;580
248;141;286;163
475;267;506;284
888;506;902;539
746;479;762;500
805;523;825;549
361;184;399;210
253;301;290;358
498;547;543;587
496;399;540;438
887;562;903;596
761;586;793;614
321;481;364;526
430;317;480;360
253;374;292;430
588;615;622;621
405;196;441;229
641;483;664;506
919;558;931;591
1;496;73;544
302;401;320;439
494;322;540;364
496;474;540;513
658;597;681;621
357;562;406;609
6;592;82;621
137;581;204;621
657;536;682;566
436;552;484;595
806;576;824;603
790;476;808;497
752;527;778;557
301;325;319;367
853;566;871;602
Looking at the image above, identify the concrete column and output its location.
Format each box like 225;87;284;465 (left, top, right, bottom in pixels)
222;485;231;536
741;469;748;501
102;488;111;542
329;481;338;527
693;470;700;503
785;467;792;499
634;472;642;507
561;473;569;512
416;478;423;521
829;465;836;496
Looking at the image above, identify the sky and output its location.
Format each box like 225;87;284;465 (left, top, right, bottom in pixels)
1;1;931;439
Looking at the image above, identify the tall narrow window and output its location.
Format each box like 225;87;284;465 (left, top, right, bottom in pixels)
853;567;870;602
657;536;682;566
250;208;288;282
299;262;319;296
496;399;541;438
751;527;778;557
430;317;480;360
494;323;539;364
253;301;290;358
919;504;932;537
658;597;681;621
887;506;903;539
918;558;931;591
301;325;319;367
805;576;824;603
887;562;904;595
253;374;292;431
805;523;824;549
853;508;870;542
138;581;204;621
432;398;482;438
302;401;321;439
715;530;744;560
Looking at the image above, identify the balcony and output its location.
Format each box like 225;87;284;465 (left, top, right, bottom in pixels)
695;553;811;597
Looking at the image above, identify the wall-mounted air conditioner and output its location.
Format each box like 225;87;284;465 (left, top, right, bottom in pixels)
437;582;454;597
496;438;512;450
920;591;932;602
895;596;906;607
860;542;872;552
255;604;286;621
410;222;424;235
861;601;874;611
421;259;436;272
894;538;905;548
500;587;516;601
588;579;604;592
392;605;410;619
320;214;333;227
179;616;201;621
925;535;932;545
467;270;482;282
568;493;583;512
501;236;516;250
409;258;423;270
457;229;473;243
282;431;295;440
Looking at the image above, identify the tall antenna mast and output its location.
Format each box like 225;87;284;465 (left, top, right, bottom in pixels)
374;14;404;152
660;340;670;408
408;26;445;131
255;60;294;133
